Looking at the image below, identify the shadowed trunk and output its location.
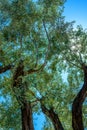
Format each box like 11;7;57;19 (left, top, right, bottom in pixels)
41;104;64;130
21;101;34;130
13;61;34;130
72;66;87;130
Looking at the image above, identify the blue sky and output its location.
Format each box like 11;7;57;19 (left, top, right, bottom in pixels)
34;113;45;130
64;0;87;28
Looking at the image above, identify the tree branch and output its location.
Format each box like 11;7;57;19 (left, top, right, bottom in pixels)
33;40;39;68
0;64;13;74
42;20;51;64
41;103;64;130
25;63;45;75
24;20;51;75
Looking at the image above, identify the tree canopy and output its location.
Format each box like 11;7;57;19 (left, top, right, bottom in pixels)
0;0;87;130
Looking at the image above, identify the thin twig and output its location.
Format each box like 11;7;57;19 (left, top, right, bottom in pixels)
79;53;83;64
42;20;51;64
62;54;82;69
33;40;39;67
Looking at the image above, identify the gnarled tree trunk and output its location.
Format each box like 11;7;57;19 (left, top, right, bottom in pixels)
41;104;64;130
21;101;34;130
72;65;87;130
13;61;34;130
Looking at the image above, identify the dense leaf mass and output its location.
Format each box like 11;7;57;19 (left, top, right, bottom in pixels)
0;0;87;130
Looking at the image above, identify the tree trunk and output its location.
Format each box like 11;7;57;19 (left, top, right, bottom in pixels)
12;61;34;130
41;104;64;130
21;101;34;130
72;66;87;130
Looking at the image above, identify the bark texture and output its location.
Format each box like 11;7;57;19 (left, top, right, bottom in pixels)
41;104;64;130
21;101;34;130
72;65;87;130
13;60;34;130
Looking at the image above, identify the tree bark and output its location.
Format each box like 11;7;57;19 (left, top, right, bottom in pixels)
21;101;34;130
0;64;12;73
41;104;64;130
72;66;87;130
13;61;34;130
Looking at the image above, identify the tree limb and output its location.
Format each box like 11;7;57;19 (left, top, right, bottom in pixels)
72;65;87;130
41;103;64;130
33;40;39;68
0;64;13;74
25;63;45;75
42;20;51;64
